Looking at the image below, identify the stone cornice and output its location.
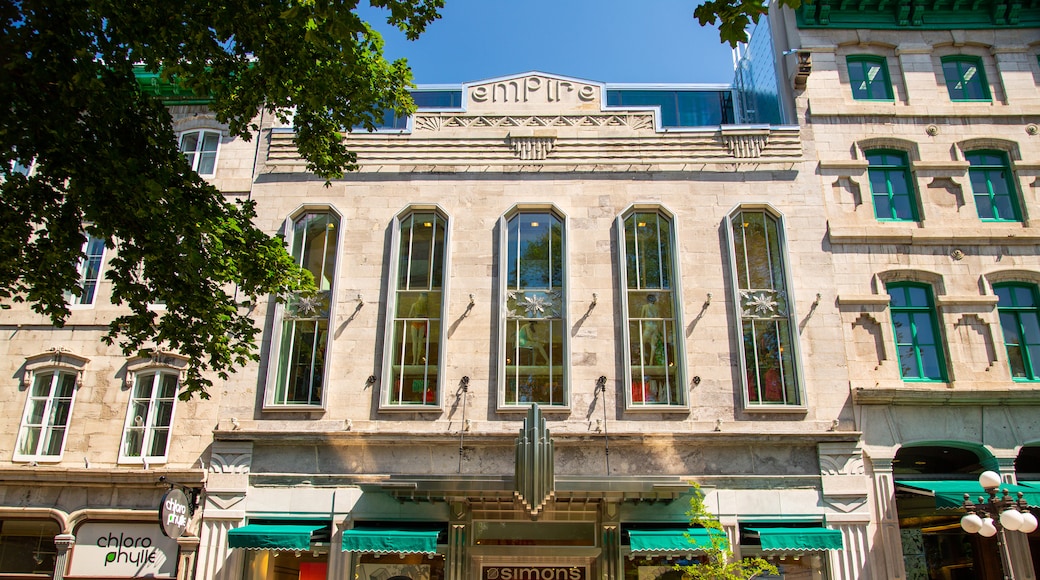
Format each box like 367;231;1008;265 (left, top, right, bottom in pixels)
797;0;1040;29
853;387;1040;406
266;126;802;174
0;467;205;487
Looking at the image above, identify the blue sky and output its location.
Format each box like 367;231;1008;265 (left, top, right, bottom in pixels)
360;0;737;86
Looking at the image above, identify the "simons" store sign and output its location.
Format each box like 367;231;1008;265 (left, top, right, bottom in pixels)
482;566;587;580
68;523;178;578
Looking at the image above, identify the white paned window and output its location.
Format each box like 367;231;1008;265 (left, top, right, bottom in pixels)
14;370;78;462
119;370;178;463
179;130;220;176
65;234;106;306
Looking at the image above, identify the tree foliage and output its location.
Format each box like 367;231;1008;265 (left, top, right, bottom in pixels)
0;0;442;398
694;0;806;47
676;484;778;580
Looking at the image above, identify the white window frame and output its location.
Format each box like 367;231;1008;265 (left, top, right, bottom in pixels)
118;354;186;465
723;204;807;412
380;206;452;411
616;205;688;411
178;129;221;177
263;205;342;411
14;350;89;462
497;205;571;412
66;234;106;307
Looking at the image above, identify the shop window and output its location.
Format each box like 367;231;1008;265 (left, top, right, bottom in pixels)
65;234;106;306
968;151;1021;222
266;210;339;408
179;130;220;176
867;150;918;221
942;56;991;101
354;554;445;580
15;370;78;462
995;283;1040;381
726;207;804;408
0;519;59;575
382;210;448;408
847;55;894;101
888;283;946;381
618;209;685;408
500;210;568;408
119;369;179;464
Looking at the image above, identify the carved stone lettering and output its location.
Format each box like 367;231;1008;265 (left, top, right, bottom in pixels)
469;76;598;108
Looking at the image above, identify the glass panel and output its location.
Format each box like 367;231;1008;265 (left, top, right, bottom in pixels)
1022;313;1040;345
919;345;943;379
1015;286;1036;307
1008;344;1026;378
19;427;41;456
179;132;198;167
42;427;65;455
30;372;54;397
898;345;920;378
148;429;170;457
912;312;935;344
133;374;154;399
278;319;328;405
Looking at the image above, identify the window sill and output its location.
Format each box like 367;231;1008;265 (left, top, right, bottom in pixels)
498;403;571;414
854;386;1040;406
261;403;327;412
624;403;690;413
828;220;1040;245
378;403;442;413
742;404;808;414
117;458;169;465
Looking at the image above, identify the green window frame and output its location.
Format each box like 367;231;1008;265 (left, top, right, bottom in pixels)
267;211;339;408
501;210;567;408
967;150;1020;222
847;55;894;101
383;210;448;407
995;283;1040;381
728;208;803;407
867;150;918;221
619;209;685;408
888;283;946;381
942;56;991;101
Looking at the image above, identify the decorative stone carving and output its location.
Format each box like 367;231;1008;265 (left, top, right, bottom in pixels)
209;445;252;474
507;135;556;160
414;114;655;132
721;131;770;158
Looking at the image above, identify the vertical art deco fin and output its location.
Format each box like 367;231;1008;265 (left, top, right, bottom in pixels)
514;404;555;517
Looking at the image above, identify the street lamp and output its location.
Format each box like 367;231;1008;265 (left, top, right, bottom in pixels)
960;470;1039;580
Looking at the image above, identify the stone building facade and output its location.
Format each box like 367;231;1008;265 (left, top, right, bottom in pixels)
769;1;1040;578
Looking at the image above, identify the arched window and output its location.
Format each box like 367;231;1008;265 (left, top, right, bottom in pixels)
618;208;685;407
266;210;340;408
382;209;449;407
178;130;220;176
500;209;567;408
887;282;946;381
119;353;187;464
941;56;991;101
995;283;1040;381
726;207;804;408
15;350;88;462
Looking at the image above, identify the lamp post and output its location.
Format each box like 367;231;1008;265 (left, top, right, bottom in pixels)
960;470;1039;580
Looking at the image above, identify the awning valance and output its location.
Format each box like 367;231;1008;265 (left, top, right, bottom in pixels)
896;480;1040;509
227;524;323;551
341;529;439;555
628;529;726;554
747;527;844;552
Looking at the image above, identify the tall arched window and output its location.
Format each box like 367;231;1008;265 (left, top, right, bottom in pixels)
995;283;1040;381
726;207;804;408
887;282;946;381
618;208;686;408
266;210;340;408
500;209;568;408
382;209;449;407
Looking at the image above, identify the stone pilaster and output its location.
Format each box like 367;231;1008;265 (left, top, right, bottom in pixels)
600;501;621;580
51;534;75;580
177;536;201;580
196;442;251;580
867;456;906;580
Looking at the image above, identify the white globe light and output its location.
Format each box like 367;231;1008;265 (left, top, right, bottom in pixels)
979;471;1002;490
1000;509;1024;531
1020;512;1038;534
980;518;998;537
960;513;984;533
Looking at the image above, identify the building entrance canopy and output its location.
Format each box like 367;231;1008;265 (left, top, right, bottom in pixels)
746;527;844;551
227;524;324;551
896;480;1040;509
341;529;440;555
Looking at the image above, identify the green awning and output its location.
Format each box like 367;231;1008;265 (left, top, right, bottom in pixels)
341;529;439;555
896;480;1040;509
227;524;323;551
628;529;726;554
747;528;843;552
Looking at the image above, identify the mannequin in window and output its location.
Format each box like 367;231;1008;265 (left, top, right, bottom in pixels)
640;293;662;365
518;320;549;365
408;292;428;365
